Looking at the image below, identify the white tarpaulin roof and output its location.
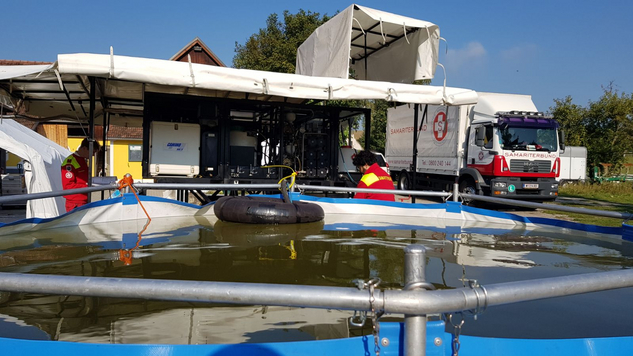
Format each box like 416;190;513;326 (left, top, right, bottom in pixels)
296;4;440;83
55;53;474;106
0;63;97;121
0;64;53;81
0;53;475;125
0;118;70;218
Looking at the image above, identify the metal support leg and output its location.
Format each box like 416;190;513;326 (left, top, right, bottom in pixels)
453;178;459;202
404;245;427;356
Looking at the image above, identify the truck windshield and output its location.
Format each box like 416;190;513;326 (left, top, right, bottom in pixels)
499;126;557;151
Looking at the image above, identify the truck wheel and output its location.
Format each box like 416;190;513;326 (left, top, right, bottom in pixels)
459;179;477;195
398;172;410;190
459;179;478;206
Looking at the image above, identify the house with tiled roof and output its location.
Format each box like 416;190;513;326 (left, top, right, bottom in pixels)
170;37;226;67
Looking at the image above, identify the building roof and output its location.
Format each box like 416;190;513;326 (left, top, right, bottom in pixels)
94;125;143;140
170;37;226;67
0;60;53;65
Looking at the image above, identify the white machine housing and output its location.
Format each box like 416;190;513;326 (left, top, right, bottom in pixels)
149;121;200;177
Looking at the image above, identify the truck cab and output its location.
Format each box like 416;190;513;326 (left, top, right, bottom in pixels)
465;110;562;201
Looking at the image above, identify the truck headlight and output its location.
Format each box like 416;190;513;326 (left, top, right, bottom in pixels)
493;182;507;188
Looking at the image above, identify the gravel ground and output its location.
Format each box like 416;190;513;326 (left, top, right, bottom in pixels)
0;206;26;224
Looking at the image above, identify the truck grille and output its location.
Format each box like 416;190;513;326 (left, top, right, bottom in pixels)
509;160;551;173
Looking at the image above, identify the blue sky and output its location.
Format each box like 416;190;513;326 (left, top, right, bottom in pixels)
3;1;632;112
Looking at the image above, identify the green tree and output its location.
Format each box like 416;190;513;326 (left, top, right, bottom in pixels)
549;96;586;147
584;86;633;169
233;10;330;73
359;100;389;153
551;86;633;173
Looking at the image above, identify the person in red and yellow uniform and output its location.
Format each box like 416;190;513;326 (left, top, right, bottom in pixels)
352;150;395;201
61;138;100;212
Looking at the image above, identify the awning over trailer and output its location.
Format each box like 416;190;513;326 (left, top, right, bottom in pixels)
57;53;474;104
0;52;476;123
0;64;54;80
296;4;440;83
0;63;98;122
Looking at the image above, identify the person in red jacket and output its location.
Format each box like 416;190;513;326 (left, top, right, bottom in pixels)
61;138;100;212
352;150;395;201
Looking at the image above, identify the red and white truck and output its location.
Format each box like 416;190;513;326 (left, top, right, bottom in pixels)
386;92;564;201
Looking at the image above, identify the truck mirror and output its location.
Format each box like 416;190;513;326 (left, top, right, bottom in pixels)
558;130;565;151
475;127;485;147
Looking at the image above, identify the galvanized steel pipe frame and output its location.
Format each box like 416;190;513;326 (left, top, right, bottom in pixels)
0;185;114;204
461;193;633;220
133;183;281;191
2;181;629;221
134;183;449;199
404;245;428;356
0;183;282;204
0;268;631;316
295;184;452;199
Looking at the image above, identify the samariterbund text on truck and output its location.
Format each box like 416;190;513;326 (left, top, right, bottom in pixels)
386;92;565;202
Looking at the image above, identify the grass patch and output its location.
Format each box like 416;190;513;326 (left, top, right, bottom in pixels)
560;181;633;205
542;206;626;227
546;181;633;226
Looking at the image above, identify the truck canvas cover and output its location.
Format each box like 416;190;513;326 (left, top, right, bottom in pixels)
296;4;440;83
386;105;464;176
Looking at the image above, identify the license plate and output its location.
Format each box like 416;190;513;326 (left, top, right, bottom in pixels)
523;183;539;189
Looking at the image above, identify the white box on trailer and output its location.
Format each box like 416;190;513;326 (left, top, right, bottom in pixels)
558;146;587;182
149;122;200;177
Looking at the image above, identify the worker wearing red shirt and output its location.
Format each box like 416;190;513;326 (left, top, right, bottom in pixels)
352;150;395;201
61;138;100;212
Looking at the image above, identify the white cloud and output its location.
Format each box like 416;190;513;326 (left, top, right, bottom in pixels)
444;41;487;73
500;44;539;62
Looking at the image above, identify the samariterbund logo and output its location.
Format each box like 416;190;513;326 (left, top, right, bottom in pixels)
433;110;447;142
504;152;557;159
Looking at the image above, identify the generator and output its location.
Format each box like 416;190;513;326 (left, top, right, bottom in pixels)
149;121;200;177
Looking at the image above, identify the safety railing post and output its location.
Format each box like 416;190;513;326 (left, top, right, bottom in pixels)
404;245;427;356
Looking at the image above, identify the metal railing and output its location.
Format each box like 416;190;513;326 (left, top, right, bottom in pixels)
0;185;114;204
294;184;452;199
134;183;281;191
460;193;633;220
0;183;449;205
1;181;630;222
0;183;281;205
298;184;633;221
0;246;631;356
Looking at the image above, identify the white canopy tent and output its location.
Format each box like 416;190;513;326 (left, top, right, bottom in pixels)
0;118;70;218
296;4;440;83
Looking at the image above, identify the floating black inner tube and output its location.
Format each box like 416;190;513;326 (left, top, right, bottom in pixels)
213;196;324;224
